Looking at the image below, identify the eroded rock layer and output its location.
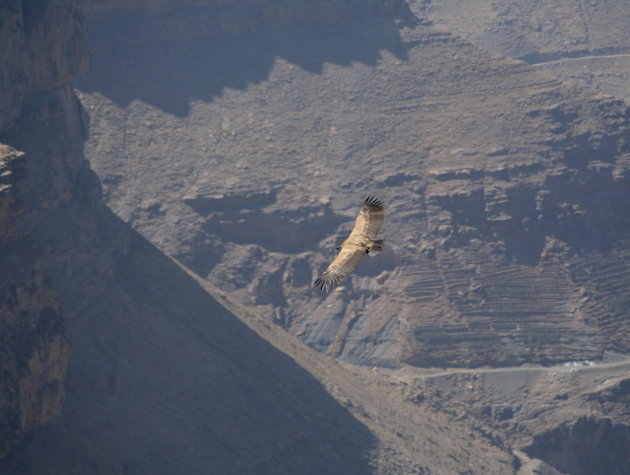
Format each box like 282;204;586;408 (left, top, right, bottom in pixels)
78;9;630;369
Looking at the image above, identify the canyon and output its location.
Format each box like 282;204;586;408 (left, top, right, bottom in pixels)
1;0;629;473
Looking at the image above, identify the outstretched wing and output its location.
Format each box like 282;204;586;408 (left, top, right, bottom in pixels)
314;247;366;292
348;196;384;240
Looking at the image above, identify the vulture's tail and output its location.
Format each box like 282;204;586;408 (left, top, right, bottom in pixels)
369;239;384;254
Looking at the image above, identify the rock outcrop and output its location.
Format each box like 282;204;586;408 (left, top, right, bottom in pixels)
0;146;69;458
0;0;89;131
0;0;90;456
525;416;630;475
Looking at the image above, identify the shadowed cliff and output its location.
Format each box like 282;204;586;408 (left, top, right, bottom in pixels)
0;0;89;456
1;216;377;474
0;90;513;472
0;1;376;470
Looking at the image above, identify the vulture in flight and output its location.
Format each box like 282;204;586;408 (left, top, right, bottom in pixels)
314;196;384;292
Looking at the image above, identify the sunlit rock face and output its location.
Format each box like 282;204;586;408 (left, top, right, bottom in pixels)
77;0;630;369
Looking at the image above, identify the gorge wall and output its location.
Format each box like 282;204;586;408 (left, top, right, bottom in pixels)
77;0;630;370
0;145;69;459
0;1;524;473
0;0;90;456
71;1;630;473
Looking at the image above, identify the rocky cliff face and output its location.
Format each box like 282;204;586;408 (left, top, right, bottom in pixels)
0;0;89;131
526;416;630;475
0;146;69;458
0;2;523;472
0;0;91;456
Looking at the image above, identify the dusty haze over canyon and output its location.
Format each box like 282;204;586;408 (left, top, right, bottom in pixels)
1;1;629;474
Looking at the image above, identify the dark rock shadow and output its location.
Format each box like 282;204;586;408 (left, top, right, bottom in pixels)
525;416;630;475
74;3;415;116
0;80;377;473
184;188;349;253
0;211;378;474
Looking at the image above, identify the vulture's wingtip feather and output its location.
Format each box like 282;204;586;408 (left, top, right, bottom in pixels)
364;196;384;210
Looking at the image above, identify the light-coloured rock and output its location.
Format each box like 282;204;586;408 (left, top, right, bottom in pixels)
409;0;630;103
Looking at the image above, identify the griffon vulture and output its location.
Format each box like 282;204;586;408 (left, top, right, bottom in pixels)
314;196;384;291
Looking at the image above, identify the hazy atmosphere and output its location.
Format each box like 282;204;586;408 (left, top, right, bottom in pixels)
1;0;629;473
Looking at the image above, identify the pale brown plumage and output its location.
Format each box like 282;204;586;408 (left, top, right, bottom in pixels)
314;196;384;292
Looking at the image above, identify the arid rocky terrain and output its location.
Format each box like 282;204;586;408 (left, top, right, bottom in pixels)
77;0;630;368
1;0;629;474
409;0;630;103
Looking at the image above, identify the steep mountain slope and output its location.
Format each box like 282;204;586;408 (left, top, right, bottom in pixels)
0;227;381;474
0;1;525;473
0;82;378;472
1;104;517;472
78;8;630;369
72;4;630;471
